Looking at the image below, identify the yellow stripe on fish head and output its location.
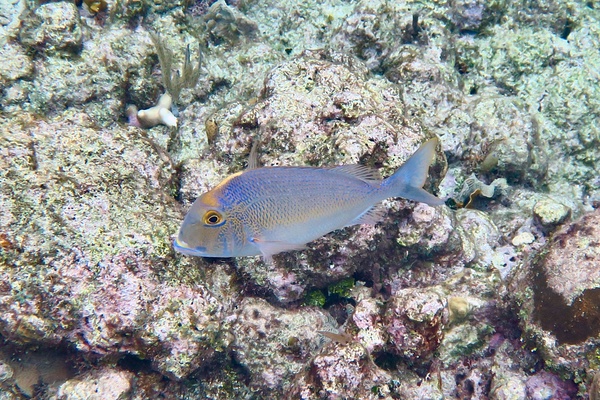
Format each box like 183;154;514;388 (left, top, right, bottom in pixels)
201;171;245;207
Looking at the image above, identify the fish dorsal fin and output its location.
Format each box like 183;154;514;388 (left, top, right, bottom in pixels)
329;164;382;182
345;204;387;227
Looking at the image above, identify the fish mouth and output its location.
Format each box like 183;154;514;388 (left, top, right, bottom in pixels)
173;237;207;257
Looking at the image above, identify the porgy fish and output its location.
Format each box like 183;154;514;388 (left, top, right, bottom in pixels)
174;139;444;260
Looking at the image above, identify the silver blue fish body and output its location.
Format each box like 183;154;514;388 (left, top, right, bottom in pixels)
174;139;444;259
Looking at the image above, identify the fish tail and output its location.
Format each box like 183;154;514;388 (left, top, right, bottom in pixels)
381;138;445;206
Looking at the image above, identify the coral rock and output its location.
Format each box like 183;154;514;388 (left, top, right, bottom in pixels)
534;209;600;326
19;2;83;54
510;208;600;382
384;287;447;364
57;369;134;400
0;43;33;83
532;197;571;229
231;298;337;394
0;112;235;380
289;342;392;400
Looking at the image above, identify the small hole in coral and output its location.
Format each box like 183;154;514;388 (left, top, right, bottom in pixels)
373;351;401;371
117;353;153;373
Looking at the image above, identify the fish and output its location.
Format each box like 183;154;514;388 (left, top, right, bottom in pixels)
174;138;444;260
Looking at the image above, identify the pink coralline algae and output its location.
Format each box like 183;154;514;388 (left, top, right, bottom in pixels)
525;370;578;400
289;342;392;400
1;249;229;380
0;112;239;381
230;297;337;393
384;287;447;364
73;251;227;379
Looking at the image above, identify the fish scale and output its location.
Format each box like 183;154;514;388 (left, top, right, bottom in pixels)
226;168;379;246
223;168;377;221
174;139;444;260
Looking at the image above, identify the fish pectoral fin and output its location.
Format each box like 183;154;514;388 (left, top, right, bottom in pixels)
250;237;307;261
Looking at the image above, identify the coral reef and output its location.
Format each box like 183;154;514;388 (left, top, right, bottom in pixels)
289;341;392;399
0;0;599;397
200;56;452;303
384;287;447;365
202;0;258;45
0;111;238;380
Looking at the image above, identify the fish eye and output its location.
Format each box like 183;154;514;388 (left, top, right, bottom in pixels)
203;210;223;226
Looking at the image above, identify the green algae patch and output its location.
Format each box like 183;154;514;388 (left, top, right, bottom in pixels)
303;289;326;308
301;278;355;309
328;277;355;299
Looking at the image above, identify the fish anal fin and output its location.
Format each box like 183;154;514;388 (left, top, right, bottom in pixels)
250;237;307;261
330;164;382;183
346;204;387;227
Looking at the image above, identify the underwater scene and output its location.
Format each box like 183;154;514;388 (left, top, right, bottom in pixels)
1;0;599;398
